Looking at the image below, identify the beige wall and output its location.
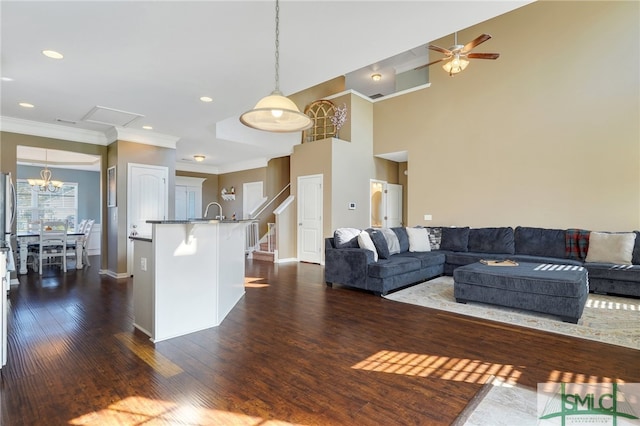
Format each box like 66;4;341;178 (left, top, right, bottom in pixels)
374;1;639;231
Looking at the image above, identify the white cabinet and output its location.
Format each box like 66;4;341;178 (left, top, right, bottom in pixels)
175;177;205;220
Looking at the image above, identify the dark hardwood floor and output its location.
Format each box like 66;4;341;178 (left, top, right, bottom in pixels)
1;258;638;425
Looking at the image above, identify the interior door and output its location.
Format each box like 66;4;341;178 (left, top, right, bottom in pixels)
298;174;323;264
385;183;403;227
127;163;168;275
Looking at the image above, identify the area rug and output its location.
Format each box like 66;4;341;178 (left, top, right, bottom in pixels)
453;376;538;426
383;277;639;350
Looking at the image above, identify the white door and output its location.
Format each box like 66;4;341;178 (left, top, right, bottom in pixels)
297;174;323;264
243;181;265;219
128;163;168;275
385;184;403;227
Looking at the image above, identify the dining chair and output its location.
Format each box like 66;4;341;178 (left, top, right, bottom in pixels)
36;220;68;275
67;219;94;268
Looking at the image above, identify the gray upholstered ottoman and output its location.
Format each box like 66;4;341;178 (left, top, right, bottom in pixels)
453;262;589;323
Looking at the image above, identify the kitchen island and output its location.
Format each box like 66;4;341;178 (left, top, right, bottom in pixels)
131;219;246;342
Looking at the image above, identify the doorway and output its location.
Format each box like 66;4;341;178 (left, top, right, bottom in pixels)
370;180;403;228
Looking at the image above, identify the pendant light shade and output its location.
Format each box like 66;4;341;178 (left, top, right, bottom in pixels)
240;0;312;133
240;90;312;132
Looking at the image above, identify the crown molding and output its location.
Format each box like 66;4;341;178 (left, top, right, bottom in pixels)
0;116;180;150
116;127;179;149
175;160;220;175
0;116;111;145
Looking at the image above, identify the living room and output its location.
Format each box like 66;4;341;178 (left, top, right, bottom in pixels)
0;1;638;423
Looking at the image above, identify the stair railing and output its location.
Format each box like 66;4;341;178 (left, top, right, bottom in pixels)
245;221;260;254
250;183;290;219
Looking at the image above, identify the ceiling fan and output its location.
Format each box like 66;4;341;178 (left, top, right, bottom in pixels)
416;33;500;76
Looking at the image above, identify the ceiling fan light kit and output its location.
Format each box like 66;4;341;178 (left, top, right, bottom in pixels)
418;32;500;77
240;0;312;133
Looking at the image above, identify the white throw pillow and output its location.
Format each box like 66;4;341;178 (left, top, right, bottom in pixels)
406;227;431;252
585;232;636;265
358;230;379;261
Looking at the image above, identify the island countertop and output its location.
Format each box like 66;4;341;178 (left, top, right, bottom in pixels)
145;219;250;224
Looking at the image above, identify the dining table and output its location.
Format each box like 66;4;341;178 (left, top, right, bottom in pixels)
16;232;85;274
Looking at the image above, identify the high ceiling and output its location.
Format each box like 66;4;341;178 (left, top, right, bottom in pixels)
1;1;531;174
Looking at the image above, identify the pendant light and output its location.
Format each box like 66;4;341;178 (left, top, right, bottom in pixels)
28;149;64;192
240;0;312;133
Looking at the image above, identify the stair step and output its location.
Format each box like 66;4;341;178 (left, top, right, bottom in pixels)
252;250;274;262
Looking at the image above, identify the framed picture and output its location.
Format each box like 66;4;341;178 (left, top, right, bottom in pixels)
107;166;117;207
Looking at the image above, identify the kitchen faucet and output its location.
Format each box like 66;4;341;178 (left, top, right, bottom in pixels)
204;202;223;220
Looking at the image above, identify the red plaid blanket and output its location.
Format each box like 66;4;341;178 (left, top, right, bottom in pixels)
565;228;590;260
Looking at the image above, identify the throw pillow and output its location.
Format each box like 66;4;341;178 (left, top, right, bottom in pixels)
633;231;640;265
585;232;636;265
366;229;391;259
334;227;361;249
357;230;378;262
379;228;401;255
426;227;442;250
440;227;470;252
406;227;431;252
391;227;410;253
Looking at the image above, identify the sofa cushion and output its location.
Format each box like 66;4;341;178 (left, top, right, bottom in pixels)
391;227;410;253
468;227;515;254
334;227;361;249
357;230;378;262
406;227;431;252
585;232;636;265
395;251;447;268
514;226;566;258
565;228;591;261
367;257;423;279
584;262;640;282
366;228;390;259
440;227;470;252
379;228;401;255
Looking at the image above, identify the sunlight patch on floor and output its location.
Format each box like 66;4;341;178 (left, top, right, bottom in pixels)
245;276;270;288
586;299;638;311
352;350;522;385
69;395;307;425
546;370;622;384
114;333;183;378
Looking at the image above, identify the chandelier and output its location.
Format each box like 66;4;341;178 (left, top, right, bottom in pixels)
239;0;312;132
28;149;64;192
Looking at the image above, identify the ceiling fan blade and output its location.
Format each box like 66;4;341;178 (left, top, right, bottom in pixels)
428;44;452;55
461;33;492;54
414;57;448;71
467;52;500;60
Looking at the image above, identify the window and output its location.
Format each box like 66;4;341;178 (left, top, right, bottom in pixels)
16;179;79;233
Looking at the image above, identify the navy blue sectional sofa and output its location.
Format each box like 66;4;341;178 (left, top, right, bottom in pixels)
324;226;640;297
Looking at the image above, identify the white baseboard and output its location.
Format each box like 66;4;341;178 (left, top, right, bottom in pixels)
99;269;129;279
275;257;298;264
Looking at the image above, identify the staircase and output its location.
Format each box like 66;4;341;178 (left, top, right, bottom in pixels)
250;223;276;262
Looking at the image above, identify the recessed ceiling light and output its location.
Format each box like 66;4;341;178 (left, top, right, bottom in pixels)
371;73;382;81
1;77;14;82
200;96;213;103
19;102;34;108
42;50;64;59
193;155;205;162
142;125;153;130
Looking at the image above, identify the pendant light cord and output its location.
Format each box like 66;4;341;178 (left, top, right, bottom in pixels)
274;0;280;93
